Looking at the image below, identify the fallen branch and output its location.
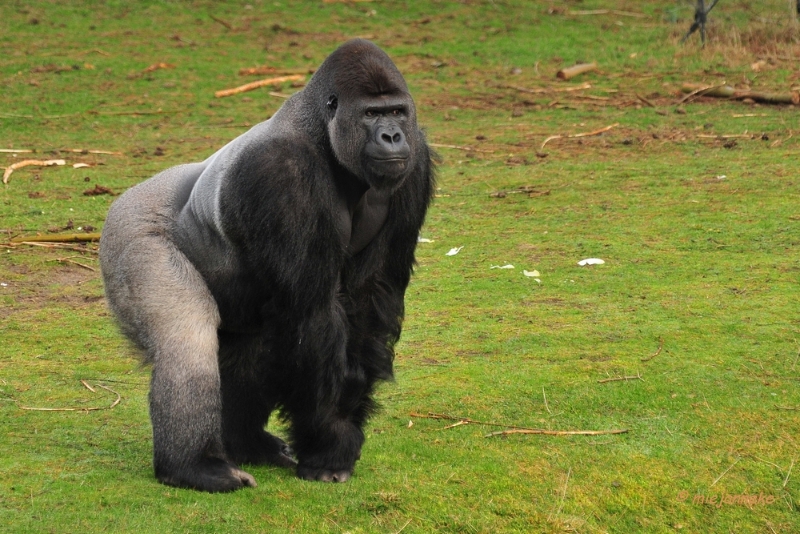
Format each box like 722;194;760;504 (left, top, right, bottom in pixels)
89;109;182;116
10;233;101;243
680;83;799;105
635;93;656;107
0;148;33;153
66;148;121;155
557;62;598;80
239;66;315;76
209;14;233;30
3;159;65;184
5;241;98;254
568;9;646;18
409;412;629;438
17;383;120;412
429;143;495;154
641;338;663;362
215;74;305;98
47;256;97;272
540;123;619;150
127;62;175;79
506;82;592;94
598;372;643;384
734;91;800;105
486;428;628;437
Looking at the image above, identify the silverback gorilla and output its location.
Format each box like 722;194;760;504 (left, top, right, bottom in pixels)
100;39;434;492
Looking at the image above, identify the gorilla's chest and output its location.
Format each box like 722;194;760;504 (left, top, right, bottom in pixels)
335;187;390;256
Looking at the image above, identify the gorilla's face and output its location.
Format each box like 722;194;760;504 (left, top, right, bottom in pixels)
328;91;416;192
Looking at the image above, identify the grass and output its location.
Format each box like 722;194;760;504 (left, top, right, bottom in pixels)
1;0;799;532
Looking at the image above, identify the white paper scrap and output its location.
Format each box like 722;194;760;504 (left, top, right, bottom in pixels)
523;270;540;277
490;264;515;269
578;258;605;266
445;246;463;256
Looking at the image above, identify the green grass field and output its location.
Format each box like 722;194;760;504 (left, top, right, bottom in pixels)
1;1;799;532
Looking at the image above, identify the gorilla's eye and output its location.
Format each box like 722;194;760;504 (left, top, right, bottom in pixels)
391;109;401;116
327;95;338;111
365;110;375;117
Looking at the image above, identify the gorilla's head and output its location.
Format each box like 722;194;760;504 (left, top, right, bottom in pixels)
304;39;420;192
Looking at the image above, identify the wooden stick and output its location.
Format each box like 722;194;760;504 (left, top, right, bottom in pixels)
710;458;740;487
48;257;97;272
209;14;233;30
3;159;65;184
678;83;735;104
568;9;646;18
11;233;101;243
17;384;120;412
506;82;592;94
0;148;33;153
239;67;314;76
598;372;643;384
5;241;98;254
540;123;619;150
486;428;628;437
214;74;305;98
641;338;663;362
784;459;794;488
429;143;495;154
557;62;598;80
636;93;656;107
409;412;628;437
733;91;800;105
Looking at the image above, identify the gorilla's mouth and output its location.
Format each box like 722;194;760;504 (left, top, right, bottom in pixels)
371;156;407;162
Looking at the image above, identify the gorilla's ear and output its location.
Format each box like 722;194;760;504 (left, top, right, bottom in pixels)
326;94;338;112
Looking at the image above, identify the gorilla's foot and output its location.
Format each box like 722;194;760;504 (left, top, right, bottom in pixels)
156;457;257;492
296;464;352;483
226;431;297;468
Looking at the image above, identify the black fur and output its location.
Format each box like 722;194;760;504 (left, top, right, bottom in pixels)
100;39;434;492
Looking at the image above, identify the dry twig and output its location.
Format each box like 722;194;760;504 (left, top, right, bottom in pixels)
429;143;495;154
784;459;794;488
543;387;551;414
409;412;628;438
598;372;643;384
3;159;66;184
11;233;101;244
486;428;628;437
641;338;663;362
215;74;305;98
48;256;97;272
209;14;233;30
5;241;98;254
507;82;591;94
710;458;740;487
17;383;120;412
541;123;619;150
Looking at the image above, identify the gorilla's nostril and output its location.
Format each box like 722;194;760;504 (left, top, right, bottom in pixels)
381;133;393;143
392;133;401;143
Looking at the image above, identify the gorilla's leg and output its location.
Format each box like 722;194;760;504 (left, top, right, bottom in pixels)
142;249;256;492
218;333;296;468
104;239;255;491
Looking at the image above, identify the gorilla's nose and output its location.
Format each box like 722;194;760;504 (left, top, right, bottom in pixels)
376;127;408;158
381;131;403;144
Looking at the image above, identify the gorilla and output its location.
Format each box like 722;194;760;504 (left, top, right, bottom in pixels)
100;39;434;492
